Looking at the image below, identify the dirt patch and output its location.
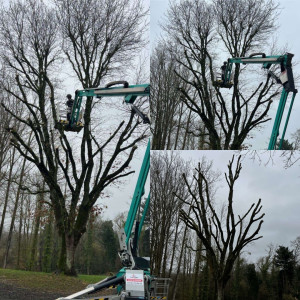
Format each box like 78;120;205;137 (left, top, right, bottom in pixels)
0;278;118;300
0;281;63;300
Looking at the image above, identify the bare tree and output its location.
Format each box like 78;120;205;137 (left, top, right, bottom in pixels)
55;0;148;88
291;129;300;150
150;151;200;300
2;132;33;268
291;236;300;264
0;88;25;187
151;43;198;149
0;90;27;244
0;98;13;185
161;0;281;149
150;151;189;276
0;0;148;275
0;147;17;242
175;156;265;300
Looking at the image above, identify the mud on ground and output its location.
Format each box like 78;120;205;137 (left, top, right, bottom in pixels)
0;281;63;300
0;280;118;300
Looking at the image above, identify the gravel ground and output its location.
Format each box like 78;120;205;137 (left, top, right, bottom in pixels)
0;281;63;300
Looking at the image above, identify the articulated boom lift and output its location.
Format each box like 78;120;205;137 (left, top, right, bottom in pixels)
56;81;150;132
214;53;297;149
57;82;168;300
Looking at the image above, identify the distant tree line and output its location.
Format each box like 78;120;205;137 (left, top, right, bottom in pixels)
0;128;149;275
0;186;150;275
0;132;149;275
0;189;118;275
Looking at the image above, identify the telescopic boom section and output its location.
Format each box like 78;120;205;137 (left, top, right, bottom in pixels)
214;53;297;149
124;140;150;247
215;53;296;89
63;82;150;132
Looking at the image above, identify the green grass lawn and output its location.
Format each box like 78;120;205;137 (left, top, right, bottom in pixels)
0;268;107;294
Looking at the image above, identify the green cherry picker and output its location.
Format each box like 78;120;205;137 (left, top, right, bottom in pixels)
55;81;150;132
56;82;169;300
214;53;297;150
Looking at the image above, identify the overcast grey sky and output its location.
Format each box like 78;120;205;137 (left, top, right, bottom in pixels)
150;0;300;149
100;144;150;220
98;0;150;221
171;150;300;262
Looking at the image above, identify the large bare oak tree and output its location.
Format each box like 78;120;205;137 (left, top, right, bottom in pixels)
0;0;148;275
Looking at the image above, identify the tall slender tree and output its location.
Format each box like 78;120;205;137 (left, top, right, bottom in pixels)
176;156;265;300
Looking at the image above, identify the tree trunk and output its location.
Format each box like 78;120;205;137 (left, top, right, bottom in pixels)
0;147;16;241
161;224;171;278
199;125;206;150
42;210;53;272
201;263;210;300
169;202;193;300
85;218;93;275
234;255;241;300
181;109;191;150
191;240;201;299
174;102;184;149
217;280;225;300
29;192;43;270
3;147;28;269
170;224;189;300
58;233;66;273
17;191;25;268
167;214;180;278
23;195;30;257
65;234;77;276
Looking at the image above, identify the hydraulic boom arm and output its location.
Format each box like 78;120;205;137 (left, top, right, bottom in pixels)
56;81;150;132
117;140;150;268
214;53;297;149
